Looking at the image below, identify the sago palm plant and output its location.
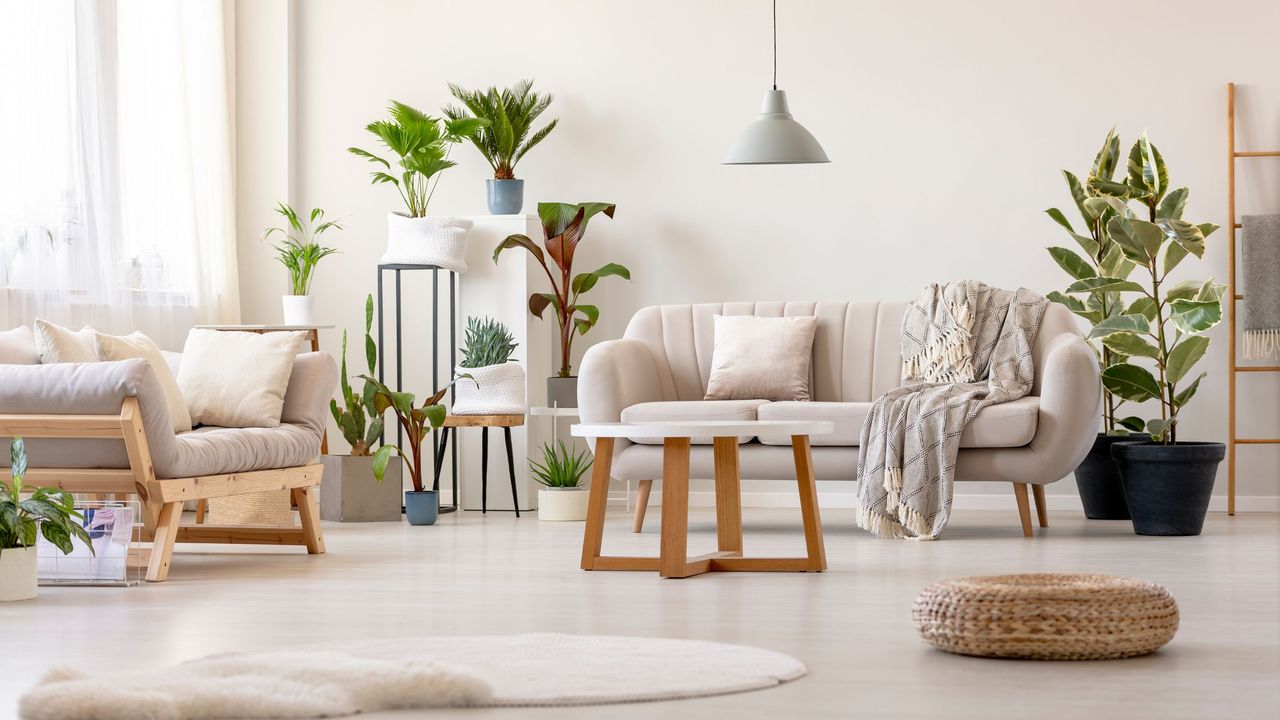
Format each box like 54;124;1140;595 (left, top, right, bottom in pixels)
445;80;558;180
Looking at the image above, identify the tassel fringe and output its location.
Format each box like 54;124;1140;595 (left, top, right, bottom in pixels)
902;301;977;383
1244;329;1280;360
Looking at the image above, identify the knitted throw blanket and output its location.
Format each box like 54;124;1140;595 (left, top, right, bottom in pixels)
1242;215;1280;360
856;281;1047;540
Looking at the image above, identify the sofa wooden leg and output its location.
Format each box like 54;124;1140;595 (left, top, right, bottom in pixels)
292;486;326;554
1031;484;1049;528
633;479;653;533
146;501;183;582
194;499;207;524
1013;483;1034;538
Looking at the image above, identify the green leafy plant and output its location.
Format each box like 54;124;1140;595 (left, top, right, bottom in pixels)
528;441;592;488
264;203;341;295
330;295;384;456
444;79;558;180
494;202;629;377
361;377;451;493
1058;131;1222;444
459;316;518;368
348;101;487;218
2;437;92;555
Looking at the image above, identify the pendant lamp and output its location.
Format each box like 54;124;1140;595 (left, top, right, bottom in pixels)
722;0;829;165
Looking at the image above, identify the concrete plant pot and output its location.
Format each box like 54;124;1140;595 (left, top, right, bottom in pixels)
320;455;403;522
0;546;38;602
537;487;589;522
1113;441;1224;536
546;376;578;409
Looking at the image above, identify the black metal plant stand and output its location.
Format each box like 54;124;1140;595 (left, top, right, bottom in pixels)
376;263;459;513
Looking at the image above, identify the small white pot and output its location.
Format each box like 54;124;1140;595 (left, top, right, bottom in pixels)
453;363;527;415
383;213;472;272
537;487;589;522
0;546;38;602
281;294;315;325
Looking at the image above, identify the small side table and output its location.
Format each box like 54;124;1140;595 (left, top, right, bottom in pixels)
433;414;525;516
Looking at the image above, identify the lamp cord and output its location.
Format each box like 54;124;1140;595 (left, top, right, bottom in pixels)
772;0;777;90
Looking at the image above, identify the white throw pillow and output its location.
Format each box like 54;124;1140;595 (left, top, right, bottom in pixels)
177;329;307;428
0;326;40;364
96;331;194;434
34;319;98;363
704;315;818;402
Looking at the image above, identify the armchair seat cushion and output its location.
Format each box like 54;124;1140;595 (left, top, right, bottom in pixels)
755;397;1039;448
620;399;766;444
166;424;321;478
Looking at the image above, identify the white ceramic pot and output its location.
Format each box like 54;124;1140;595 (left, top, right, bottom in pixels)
537;487;589;522
382;213;472;272
281;294;315;325
452;363;527;415
0;546;38;602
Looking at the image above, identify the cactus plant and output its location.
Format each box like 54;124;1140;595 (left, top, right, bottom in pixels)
329;295;384;456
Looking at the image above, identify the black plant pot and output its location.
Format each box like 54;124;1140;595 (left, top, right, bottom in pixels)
1112;441;1224;536
1074;433;1149;520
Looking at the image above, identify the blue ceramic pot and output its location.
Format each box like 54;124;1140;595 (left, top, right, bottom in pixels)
404;490;439;526
486;179;524;215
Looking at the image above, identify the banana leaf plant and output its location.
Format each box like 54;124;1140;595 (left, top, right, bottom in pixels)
493;202;629;378
360;377;449;493
1059;131;1222;444
329;295;383;456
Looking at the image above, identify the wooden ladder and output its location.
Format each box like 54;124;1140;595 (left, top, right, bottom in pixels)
1225;82;1280;516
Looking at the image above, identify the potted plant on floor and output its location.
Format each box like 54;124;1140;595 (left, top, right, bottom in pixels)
362;376;451;525
445;79;559;215
530;440;592;522
1045;129;1147;519
1064;132;1225;536
265;202;341;325
2;437;93;601
348;100;487;272
322;295;402;521
452;316;526;415
493;202;629;407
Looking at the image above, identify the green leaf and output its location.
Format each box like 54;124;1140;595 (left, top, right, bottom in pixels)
1126;296;1158;321
1195;279;1226;302
570;262;632;295
528;292;555;319
1066;277;1145;294
1102;332;1160;359
1102;363;1163;402
1170;299;1223;334
1157;218;1205;258
1088;314;1151;340
1146;418;1174;442
1089;176;1133;198
1046;207;1075;233
10;437;26;479
423;404;446;428
1090;128;1121;180
1108;216;1159;262
347;147;390;168
1046;291;1102;323
1166;336;1209;383
1165;279;1203;301
372;445;395;482
492;233;545;266
1118;416;1147;433
574;304;600;335
1163;241;1188;275
1173;372;1206;408
39;522;73;556
1098;242;1135;279
1156;187;1188;220
1047;247;1096;281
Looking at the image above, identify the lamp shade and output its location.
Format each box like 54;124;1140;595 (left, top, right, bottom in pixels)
722;89;829;165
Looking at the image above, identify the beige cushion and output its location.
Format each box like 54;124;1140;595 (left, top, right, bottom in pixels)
621;399;766;445
177;329;307;428
96;331;193;433
0;326;40;364
755;397;1039;448
704;315;817;401
34;319;98;363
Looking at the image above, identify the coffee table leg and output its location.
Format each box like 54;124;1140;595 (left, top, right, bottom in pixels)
580;437;615;570
659;437;692;578
712;436;743;554
791;435;827;571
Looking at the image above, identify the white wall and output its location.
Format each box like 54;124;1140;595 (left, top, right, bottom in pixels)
235;0;1280;506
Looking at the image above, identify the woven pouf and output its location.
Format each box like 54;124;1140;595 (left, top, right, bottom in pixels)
913;573;1179;660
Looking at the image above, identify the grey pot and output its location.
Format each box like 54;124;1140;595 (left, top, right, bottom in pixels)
405;490;439;526
486;179;525;215
547;376;578;409
319;455;403;522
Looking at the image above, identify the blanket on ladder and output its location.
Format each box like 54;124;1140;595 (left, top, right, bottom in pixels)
855;280;1047;540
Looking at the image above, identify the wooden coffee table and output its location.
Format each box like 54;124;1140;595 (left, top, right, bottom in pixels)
571;420;834;578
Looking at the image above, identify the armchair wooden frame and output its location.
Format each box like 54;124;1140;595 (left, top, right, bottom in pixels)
0;397;325;582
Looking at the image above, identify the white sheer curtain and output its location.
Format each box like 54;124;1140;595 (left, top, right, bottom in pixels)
0;0;238;350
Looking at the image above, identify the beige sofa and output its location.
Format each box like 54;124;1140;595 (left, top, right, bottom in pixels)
578;301;1100;536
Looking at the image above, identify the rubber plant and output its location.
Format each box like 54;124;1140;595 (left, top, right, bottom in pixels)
1062;132;1223;444
444;79;558;180
493;202;629;377
329;295;383;456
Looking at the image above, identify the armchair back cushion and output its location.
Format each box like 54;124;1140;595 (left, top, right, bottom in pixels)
0;326;39;364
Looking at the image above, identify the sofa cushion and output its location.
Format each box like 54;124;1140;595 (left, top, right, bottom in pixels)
755;396;1039;448
34;319;98;363
0;326;40;364
96;331;193;434
165;424;322;478
704;315;817;401
178;329;307;428
621;399;766;445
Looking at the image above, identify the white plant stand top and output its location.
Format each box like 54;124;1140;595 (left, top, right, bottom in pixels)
529;406;580;417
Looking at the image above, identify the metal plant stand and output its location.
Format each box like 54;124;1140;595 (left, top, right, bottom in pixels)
376;263;460;513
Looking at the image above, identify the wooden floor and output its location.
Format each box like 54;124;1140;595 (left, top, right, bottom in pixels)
4;507;1278;719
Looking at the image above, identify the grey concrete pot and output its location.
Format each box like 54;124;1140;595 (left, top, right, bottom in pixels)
546;376;578;409
319;455;403;522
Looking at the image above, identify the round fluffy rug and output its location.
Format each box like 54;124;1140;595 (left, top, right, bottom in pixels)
20;633;806;719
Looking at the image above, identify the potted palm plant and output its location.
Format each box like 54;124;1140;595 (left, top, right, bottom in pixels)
1045;129;1147;519
322;295;402;522
493;202;629;407
3;438;93;601
445;79;558;215
1062;132;1224;536
363;377;450;525
348;101;486;272
264;202;341;325
452;316;526;415
530;441;592;522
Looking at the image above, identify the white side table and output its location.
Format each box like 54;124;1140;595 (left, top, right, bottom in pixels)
571;420;834;579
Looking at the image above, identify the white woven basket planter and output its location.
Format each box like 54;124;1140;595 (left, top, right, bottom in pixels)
452;363;527;415
382;213;472;272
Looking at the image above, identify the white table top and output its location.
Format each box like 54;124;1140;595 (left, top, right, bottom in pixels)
195;324;335;331
571;420;835;438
